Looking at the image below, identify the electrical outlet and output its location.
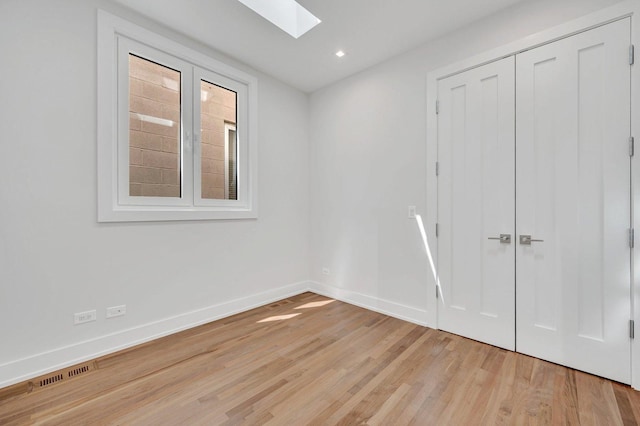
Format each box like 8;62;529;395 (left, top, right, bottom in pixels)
74;310;97;325
322;267;330;275
408;205;417;218
106;305;126;319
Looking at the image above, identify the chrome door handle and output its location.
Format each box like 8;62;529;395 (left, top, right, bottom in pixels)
488;234;511;244
519;235;544;245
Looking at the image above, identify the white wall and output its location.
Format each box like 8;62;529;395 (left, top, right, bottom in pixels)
309;0;624;323
0;0;310;387
0;0;632;390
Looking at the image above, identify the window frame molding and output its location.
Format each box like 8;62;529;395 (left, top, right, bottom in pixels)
97;10;258;222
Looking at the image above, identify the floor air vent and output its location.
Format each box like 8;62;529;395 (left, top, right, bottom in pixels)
39;373;64;388
68;364;91;378
31;361;97;391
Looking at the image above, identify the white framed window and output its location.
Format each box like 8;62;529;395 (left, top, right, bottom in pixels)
97;10;258;222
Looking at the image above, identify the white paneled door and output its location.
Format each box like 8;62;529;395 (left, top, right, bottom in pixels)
516;18;631;383
436;18;631;383
437;57;516;351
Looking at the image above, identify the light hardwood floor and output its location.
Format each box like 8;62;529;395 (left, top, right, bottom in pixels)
1;292;639;425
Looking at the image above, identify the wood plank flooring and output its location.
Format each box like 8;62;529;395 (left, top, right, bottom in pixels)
1;292;639;425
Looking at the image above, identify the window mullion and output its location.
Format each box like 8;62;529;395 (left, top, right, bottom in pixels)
192;67;204;206
181;65;195;206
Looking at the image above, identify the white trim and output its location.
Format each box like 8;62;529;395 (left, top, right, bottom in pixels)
425;80;439;330
0;280;310;389
308;281;432;327
97;10;258;222
427;0;640;389
0;282;434;389
631;0;640;392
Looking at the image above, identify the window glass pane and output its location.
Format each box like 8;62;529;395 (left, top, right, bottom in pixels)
228;128;237;200
200;80;237;200
128;54;181;198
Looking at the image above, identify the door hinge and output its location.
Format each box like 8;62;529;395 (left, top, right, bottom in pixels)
436;285;439;299
630;45;635;65
435;223;439;238
436;100;440;115
630;137;635;157
630;229;635;249
631;320;635;339
435;161;440;176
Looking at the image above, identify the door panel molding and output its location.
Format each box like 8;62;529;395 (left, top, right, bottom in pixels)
516;18;631;384
437;57;516;351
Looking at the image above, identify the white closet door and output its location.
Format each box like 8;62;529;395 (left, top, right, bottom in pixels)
437;57;516;350
516;18;631;383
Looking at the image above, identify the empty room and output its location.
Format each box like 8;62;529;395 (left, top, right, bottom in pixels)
2;0;640;423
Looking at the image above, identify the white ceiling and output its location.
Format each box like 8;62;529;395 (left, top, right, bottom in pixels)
114;0;532;92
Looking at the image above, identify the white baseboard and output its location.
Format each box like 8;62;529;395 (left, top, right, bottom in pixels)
308;281;431;327
0;280;311;389
0;281;432;389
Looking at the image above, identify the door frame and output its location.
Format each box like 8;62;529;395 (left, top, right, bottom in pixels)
426;0;640;389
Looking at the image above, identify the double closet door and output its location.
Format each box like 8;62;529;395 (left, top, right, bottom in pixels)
437;18;631;383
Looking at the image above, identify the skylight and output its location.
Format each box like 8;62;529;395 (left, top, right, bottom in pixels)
237;0;321;39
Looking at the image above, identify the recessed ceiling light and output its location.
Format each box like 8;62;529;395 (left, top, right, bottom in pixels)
336;50;345;58
237;0;321;39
